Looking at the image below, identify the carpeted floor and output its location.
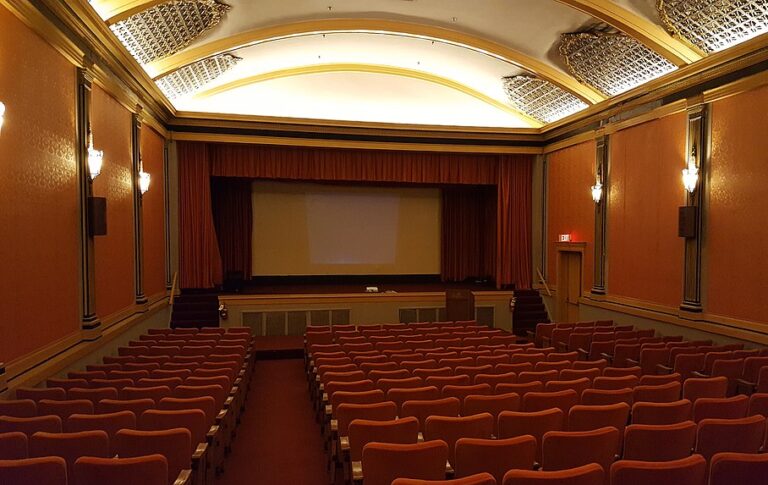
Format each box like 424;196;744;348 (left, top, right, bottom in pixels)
216;359;330;485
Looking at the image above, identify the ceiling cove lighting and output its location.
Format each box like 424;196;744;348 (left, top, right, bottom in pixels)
658;0;768;53
87;128;103;180
682;145;699;193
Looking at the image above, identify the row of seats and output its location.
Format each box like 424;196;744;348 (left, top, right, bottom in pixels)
305;321;768;484
0;326;254;485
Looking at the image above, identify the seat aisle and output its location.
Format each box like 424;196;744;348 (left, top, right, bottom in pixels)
217;359;329;485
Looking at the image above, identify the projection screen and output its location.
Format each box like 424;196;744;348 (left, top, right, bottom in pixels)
251;181;441;275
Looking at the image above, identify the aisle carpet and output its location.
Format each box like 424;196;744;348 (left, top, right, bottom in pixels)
216;359;330;485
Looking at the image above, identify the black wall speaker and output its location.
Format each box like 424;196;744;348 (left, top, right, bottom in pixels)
678;206;697;238
88;196;107;237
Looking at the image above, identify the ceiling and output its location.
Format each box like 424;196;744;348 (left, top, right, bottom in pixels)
89;0;768;128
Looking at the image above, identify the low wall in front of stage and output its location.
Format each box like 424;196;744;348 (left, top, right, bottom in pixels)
218;291;515;335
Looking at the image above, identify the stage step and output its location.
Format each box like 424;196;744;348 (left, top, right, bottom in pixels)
513;289;550;337
171;291;220;329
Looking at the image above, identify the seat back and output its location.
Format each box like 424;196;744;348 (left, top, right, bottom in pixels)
335;401;397;436
522;390;579;416
0;400;37;418
138;409;208;454
37;399;95;422
501;463;604;485
65;411;137;455
693;395;749;422
580;388;633;407
361;441;449;485
0;432;28;460
29;431;110;484
387;387;440;415
158;396;217;426
115;428;191;485
400;398;460;433
709;451;768;485
682;376;728;403
74;454;168;485
568;403;630;443
542;426;619;476
423;413;494;465
609;454;706;485
633;381;681;403
0;456;67;485
623;421;697;461
463;393;521;435
0;415;62;437
455;436;536;483
347;417;419;461
695;415;766;461
593;375;639;391
498;408;564;462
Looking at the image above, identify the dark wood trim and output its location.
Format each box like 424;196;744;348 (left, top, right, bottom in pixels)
163;139;172;290
77;65;101;338
592;135;608;295
132;111;148;305
680;104;708;312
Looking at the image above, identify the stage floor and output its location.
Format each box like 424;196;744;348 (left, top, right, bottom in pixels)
225;281;498;296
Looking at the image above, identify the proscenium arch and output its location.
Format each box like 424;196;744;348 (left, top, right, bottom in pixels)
146;19;607;104
554;0;705;65
192;63;545;128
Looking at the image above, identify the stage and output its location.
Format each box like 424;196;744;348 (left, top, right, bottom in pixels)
217;279;515;336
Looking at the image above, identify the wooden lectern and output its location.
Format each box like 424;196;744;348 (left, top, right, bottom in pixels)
446;289;475;322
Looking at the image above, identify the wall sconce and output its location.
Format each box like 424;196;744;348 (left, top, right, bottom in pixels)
139;169;151;195
87;128;103;180
0;102;6;133
682;145;699;194
591;181;603;203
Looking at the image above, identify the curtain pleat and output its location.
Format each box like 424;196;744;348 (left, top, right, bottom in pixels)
178;143;222;289
211;177;253;280
496;155;533;289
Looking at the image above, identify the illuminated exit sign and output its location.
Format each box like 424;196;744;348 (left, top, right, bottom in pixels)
559;234;572;242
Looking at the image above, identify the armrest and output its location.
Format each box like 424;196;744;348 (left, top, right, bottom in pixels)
525;330;535;340
340;436;349;452
173;469;192;485
216;409;228;425
325;404;332;416
445;461;455;478
656;364;673;374
600;352;614;363
417;432;424;443
542;337;551;347
206;425;220;445
577;348;589;359
192;442;208;462
331;419;338;433
626;358;639;367
691;371;709;378
352;461;363;484
555;341;569;352
225;395;235;409
736;378;756;395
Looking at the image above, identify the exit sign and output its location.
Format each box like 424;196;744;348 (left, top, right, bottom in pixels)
559;234;572;242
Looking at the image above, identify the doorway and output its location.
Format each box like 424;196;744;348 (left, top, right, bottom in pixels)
556;244;584;322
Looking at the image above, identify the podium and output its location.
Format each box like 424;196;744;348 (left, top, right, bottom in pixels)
446;289;475;322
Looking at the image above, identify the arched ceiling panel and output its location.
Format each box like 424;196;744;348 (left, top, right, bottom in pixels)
174;70;534;128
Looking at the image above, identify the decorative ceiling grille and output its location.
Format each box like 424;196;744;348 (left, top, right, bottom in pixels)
502;76;588;123
156;54;241;98
657;0;768;53
559;31;677;96
111;0;230;64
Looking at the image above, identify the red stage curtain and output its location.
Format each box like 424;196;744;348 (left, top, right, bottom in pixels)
441;187;496;282
178;143;222;289
496;155;532;289
209;144;499;185
177;142;533;290
211;177;253;280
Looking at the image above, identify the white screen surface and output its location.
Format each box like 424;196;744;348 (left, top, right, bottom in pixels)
251;181;441;275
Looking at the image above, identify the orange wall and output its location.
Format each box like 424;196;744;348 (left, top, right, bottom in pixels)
707;85;768;324
142;126;167;298
0;6;81;362
607;113;686;308
92;86;135;319
547;140;596;289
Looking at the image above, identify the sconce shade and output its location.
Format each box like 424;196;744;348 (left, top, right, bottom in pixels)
0;101;5;132
139;170;151;194
87;132;103;179
591;181;603;203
